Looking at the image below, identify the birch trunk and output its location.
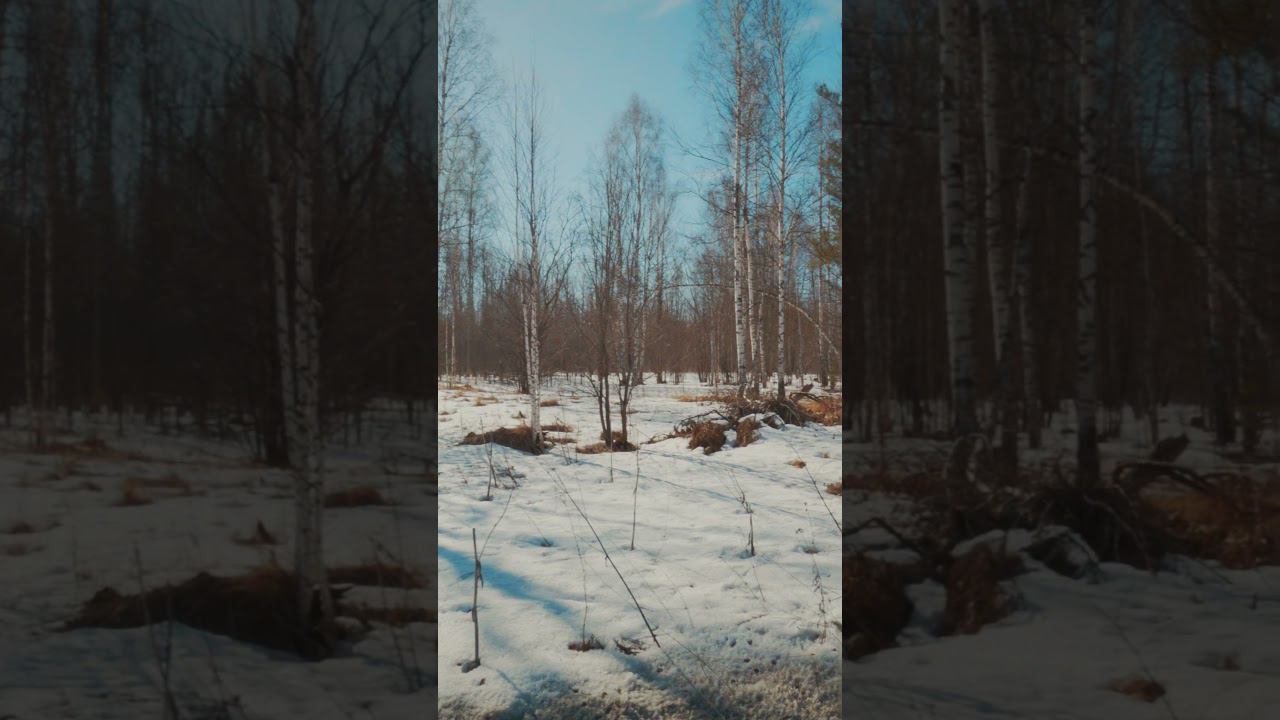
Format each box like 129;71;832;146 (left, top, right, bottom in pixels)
1075;0;1101;487
1013;150;1040;450
938;0;978;435
292;0;334;641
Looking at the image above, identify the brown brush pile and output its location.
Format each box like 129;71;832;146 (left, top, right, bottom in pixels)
687;422;727;455
794;394;842;426
1105;674;1166;703
460;426;548;454
941;545;1024;635
843;553;913;660
328;563;425;589
576;430;636;454
735;418;761;447
323;485;391;508
63;568;343;660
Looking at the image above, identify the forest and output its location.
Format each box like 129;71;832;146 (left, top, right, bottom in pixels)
842;2;1280;718
436;0;844;717
1;2;438;717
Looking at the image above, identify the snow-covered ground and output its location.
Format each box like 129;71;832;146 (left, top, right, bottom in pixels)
436;377;842;718
843;404;1280;719
0;405;435;719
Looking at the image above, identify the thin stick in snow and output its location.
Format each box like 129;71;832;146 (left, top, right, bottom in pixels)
551;470;661;648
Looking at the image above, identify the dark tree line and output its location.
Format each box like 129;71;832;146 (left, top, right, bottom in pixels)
0;0;433;465
847;0;1280;463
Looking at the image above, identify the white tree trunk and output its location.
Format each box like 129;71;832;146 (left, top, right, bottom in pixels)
938;0;977;435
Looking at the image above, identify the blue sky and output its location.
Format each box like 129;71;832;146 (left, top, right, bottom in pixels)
475;0;841;263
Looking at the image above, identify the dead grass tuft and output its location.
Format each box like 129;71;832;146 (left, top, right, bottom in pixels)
735;418;760;447
115;474;194;506
796;394;842;426
4;542;42;557
568;634;605;652
540;398;560;407
788;458;807;469
687;422;727;455
323;485;390;508
544;421;574;433
825;482;842;496
115;482;153;507
1105;674;1166;703
578;431;636;453
941;545;1024;635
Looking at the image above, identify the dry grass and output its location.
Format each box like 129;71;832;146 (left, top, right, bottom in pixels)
328;563;425;589
441;382;475;391
567;634;604;652
540;398;560;407
825;482;843;496
473;395;499;407
460;426;546;453
65;567;343;660
736;418;760;447
1140;483;1280;568
43;437;149;462
1104;674;1166;702
4;542;41;557
675;392;735;403
323;485;391;508
543;422;574;433
115;473;194;506
788;458;807;469
796;394;842;426
688;422;727;455
115;483;154;507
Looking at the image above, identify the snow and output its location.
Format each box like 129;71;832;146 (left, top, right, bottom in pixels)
435;377;842;718
843;404;1280;719
0;405;435;719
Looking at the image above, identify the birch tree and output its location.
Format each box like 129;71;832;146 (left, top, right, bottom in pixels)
938;0;978;436
509;67;553;451
759;0;814;402
1075;0;1101;487
695;0;762;398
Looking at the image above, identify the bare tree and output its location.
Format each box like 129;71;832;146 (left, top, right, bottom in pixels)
508;66;554;451
1076;0;1101;487
938;0;978;435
